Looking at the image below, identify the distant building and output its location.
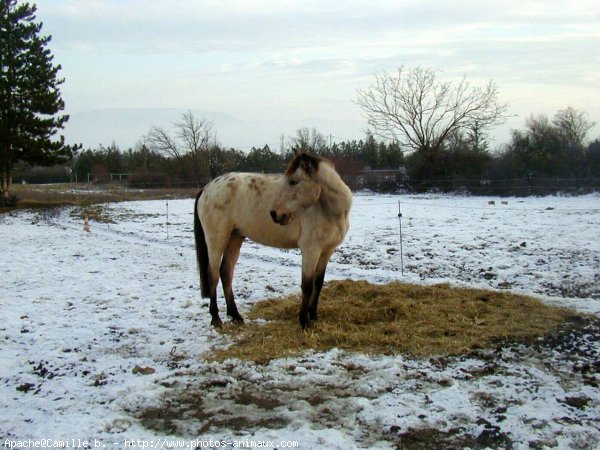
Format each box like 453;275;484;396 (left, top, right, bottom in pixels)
355;167;409;191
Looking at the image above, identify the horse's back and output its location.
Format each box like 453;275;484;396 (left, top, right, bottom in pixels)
197;172;300;248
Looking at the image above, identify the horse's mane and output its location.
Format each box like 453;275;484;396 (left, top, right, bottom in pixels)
285;152;334;177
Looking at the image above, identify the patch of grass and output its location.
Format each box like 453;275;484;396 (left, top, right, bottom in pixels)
0;183;198;213
212;280;579;363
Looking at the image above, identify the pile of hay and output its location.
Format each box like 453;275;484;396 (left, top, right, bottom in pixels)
213;280;577;363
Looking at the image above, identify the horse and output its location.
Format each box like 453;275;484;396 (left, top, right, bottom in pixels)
194;151;352;329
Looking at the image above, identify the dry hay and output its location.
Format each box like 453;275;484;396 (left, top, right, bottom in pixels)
212;279;579;363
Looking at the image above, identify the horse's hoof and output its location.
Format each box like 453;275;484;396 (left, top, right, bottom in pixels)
232;316;245;325
299;314;310;330
211;317;223;328
227;310;245;325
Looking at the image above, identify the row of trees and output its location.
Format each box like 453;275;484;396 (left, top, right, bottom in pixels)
404;107;599;193
355;66;597;193
20;106;597;195
62;128;405;188
497;110;598;179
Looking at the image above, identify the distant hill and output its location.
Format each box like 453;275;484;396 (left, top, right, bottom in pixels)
62;108;366;151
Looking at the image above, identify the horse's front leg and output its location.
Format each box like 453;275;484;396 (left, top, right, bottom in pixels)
299;249;320;329
308;248;334;322
299;275;313;329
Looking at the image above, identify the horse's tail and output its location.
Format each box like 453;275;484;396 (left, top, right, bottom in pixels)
194;189;211;298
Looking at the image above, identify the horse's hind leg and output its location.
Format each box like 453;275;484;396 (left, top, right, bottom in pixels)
220;230;245;324
206;233;231;328
208;266;223;328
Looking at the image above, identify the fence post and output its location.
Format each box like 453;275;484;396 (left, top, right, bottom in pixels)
166;198;170;240
398;200;404;276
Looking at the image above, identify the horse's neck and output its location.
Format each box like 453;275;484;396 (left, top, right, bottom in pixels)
318;167;352;217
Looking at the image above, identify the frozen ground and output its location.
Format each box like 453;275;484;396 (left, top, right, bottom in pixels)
1;193;599;449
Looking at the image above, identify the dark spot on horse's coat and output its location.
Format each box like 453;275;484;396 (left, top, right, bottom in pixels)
248;177;265;196
226;179;238;194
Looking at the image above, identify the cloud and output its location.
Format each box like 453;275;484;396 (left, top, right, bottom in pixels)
41;0;599;62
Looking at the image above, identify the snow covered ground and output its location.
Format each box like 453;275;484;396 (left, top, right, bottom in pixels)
1;193;599;449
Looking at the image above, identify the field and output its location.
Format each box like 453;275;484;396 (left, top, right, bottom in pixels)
1;190;599;449
5;183;198;209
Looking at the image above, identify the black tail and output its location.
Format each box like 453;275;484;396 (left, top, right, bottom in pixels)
194;189;211;298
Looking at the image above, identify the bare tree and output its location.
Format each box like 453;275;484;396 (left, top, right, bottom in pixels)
279;133;286;155
133;137;152;173
290;127;328;154
356;66;509;156
146;111;218;180
147;126;180;159
175;110;215;157
147;110;215;159
552;107;595;148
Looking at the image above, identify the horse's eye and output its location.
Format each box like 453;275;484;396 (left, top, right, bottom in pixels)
289;179;299;187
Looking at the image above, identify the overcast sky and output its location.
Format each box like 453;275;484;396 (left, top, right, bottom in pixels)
36;0;600;149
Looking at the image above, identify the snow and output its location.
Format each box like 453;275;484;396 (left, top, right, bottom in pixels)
1;193;599;449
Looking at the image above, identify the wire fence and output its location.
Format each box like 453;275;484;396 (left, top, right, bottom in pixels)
346;175;600;196
361;199;600;213
58;172;600;195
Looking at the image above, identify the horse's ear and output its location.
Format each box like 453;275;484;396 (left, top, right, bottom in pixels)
293;148;302;157
299;153;320;175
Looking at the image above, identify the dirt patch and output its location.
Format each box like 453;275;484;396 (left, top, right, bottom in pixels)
137;358;385;438
211;280;579;363
137;316;599;446
388;425;513;450
139;376;294;435
70;204;116;223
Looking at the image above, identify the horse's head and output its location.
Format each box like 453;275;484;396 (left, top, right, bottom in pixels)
270;152;322;225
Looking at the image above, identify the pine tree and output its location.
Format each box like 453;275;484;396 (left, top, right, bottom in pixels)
0;0;78;204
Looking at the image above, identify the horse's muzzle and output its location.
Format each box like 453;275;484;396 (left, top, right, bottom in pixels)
270;210;290;225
